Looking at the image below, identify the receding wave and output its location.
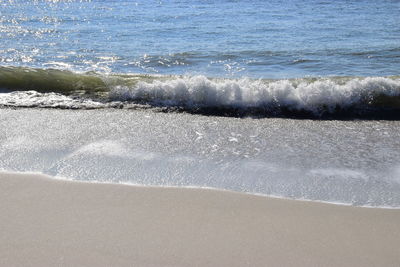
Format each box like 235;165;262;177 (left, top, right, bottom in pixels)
1;66;399;119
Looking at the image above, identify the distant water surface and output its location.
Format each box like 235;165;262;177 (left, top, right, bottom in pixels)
0;0;399;78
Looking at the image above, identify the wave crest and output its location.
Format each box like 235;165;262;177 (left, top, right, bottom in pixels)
1;66;399;118
110;75;400;117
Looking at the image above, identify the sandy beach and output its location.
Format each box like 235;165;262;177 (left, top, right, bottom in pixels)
0;172;399;266
1;0;400;266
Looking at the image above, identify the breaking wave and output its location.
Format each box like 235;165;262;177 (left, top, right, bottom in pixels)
1;66;399;119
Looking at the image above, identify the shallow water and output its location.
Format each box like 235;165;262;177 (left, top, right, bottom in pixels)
1;108;400;207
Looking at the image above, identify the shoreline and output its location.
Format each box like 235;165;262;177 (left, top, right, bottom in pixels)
1;171;400;266
4;171;399;210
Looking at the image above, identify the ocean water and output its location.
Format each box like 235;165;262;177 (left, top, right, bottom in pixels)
1;0;400;77
1;0;400;207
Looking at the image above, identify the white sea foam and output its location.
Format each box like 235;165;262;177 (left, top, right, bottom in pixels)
70;140;159;161
111;76;400;114
1;75;399;117
72;140;130;158
0;90;104;109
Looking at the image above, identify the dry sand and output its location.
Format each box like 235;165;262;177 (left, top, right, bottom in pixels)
1;171;400;267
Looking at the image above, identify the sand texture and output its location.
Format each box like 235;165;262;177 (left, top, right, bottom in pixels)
1;172;400;267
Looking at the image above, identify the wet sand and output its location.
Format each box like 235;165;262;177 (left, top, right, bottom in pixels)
1;171;400;267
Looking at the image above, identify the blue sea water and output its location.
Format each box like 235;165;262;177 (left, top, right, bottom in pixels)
1;0;400;207
1;0;399;78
